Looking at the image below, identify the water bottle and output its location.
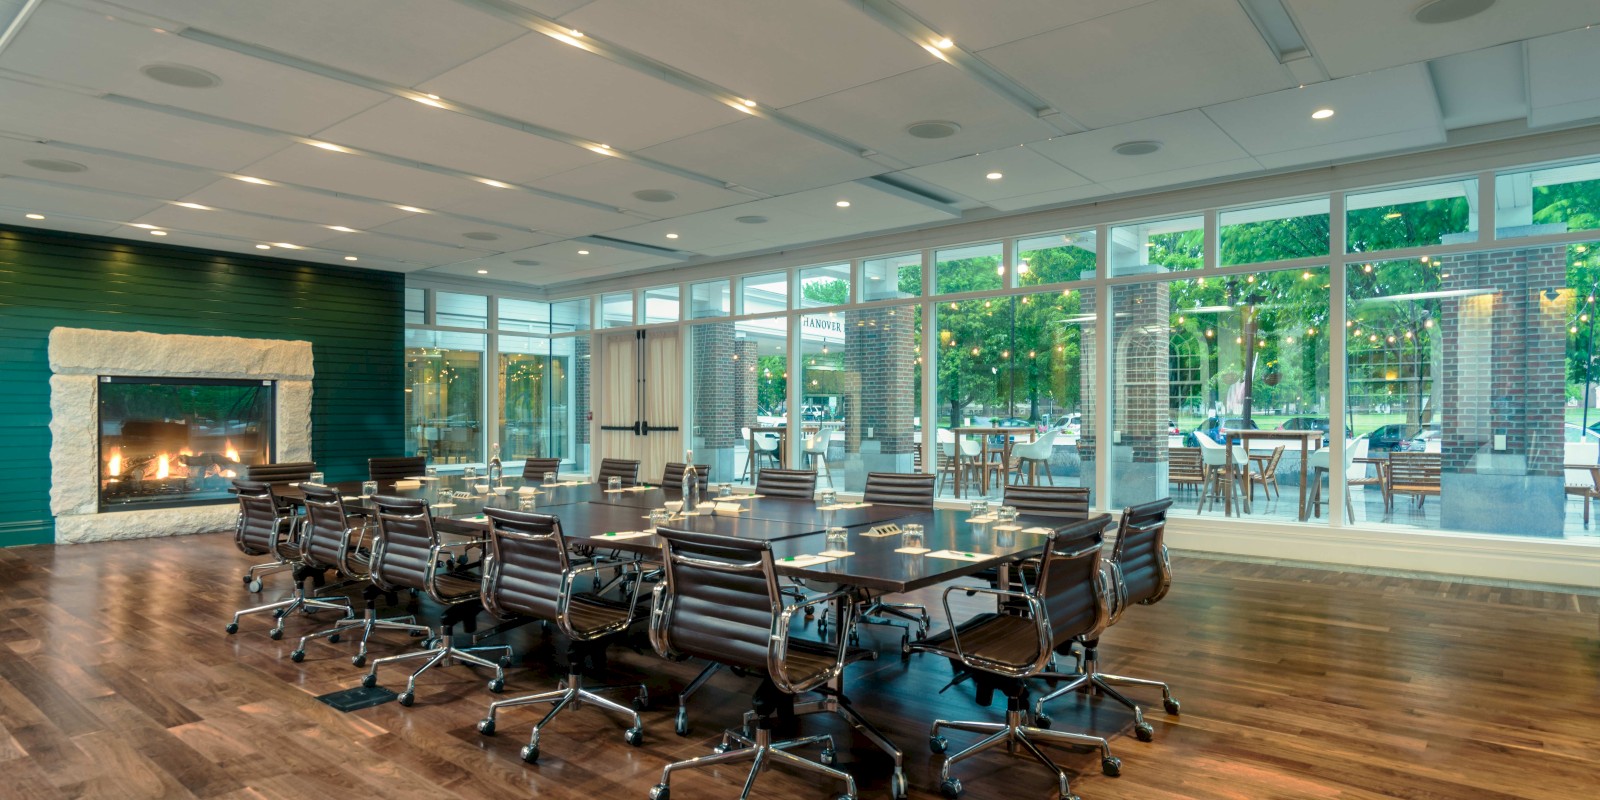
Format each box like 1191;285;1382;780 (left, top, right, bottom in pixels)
487;442;503;487
682;461;698;513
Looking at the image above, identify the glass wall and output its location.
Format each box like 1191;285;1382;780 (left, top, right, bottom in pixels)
690;279;730;318
1018;231;1096;285
600;292;634;327
935;242;1003;294
1346;179;1478;252
863;253;921;301
642;286;680;324
799;263;851;308
1110;215;1203;275
405;329;485;464
798;305;920;492
688;317;786;486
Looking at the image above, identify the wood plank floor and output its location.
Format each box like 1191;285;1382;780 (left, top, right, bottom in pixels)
1;533;1596;800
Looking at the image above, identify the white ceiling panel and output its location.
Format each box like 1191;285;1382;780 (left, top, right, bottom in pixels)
0;138;215;197
1286;0;1599;79
105;0;526;85
985;184;1109;213
0;4;388;134
1527;26;1600;129
504;0;596;16
130;205;338;244
239;146;489;207
364;214;558;251
442;239;677;282
638;118;882;196
1097;157;1262;194
316;231;496;266
784;63;1057;167
530;159;752;216
1250;129;1444;171
420;33;743;151
1027;110;1253;184
604;208;810;255
904;146;1092;204
563;0;930;107
978;0;1291;129
437;189;641;235
0;77;290;170
0;211;119;237
894;0;1159;51
1428;43;1528;130
179;179;413;229
1204;64;1444;157
0;176;166;219
312;98;601;183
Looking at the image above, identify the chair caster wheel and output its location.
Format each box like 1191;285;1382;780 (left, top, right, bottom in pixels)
225;623;238;635
269;628;283;641
477;718;495;736
1101;756;1121;777
900;636;911;656
488;678;505;693
929;735;948;754
819;747;836;766
272;609;286;619
648;784;669;800
248;579;263;593
625;726;643;747
361;673;377;689
1034;714;1052;729
351;654;366;667
1135;722;1154;742
633;692;648;710
939;777;963;798
890;768;908;800
397;692;414;707
289;649;305;663
1164;698;1181;715
712;743;732;754
674;709;689;736
498;654;514;668
328;633;341;644
520;744;539;763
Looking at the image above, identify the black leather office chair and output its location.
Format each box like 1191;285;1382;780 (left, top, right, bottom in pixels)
660;462;711;497
1033;498;1181;740
1003;484;1091;517
521;457;561;481
290;485;430;665
755;468;818;499
862;472;936;507
244;461;316;485
474;507;647;762
358;496;512;706
913;515;1121;800
226;480;352;639
647;526;862;800
598;458;640;487
368;456;426;482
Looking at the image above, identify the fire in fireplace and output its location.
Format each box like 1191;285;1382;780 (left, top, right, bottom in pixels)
98;376;275;510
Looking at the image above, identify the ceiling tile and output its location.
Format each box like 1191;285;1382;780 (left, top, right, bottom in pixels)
2;214;119;237
0;4;388;134
420;32;743;151
315;231;495;266
985;184;1109;212
1428;43;1528;130
0;176;167;220
0;77;290;170
563;0;931;107
130;205;338;244
179;179;413;229
893;0;1157;51
978;0;1291;128
106;0;526;85
529;159;751;216
445;239;677;283
238;145;489;207
1203;64;1444;157
0;138;216;197
437;189;642;235
312;98;601;183
1097;157;1261;193
638;118;882;196
904;147;1092;204
1027;110;1252;183
1286;0;1599;79
1250;130;1444;171
1527;26;1600;129
784;63;1057;166
364;214;558;252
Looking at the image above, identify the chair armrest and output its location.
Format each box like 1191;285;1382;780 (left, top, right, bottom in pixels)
647;581;678;660
768;588;855;695
937;585;1051;678
557;558;644;641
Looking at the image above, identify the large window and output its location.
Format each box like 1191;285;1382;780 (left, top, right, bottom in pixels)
863;253;920;301
1496;159;1600;238
689;318;786;485
1018;231;1096;285
1220;198;1330;265
1110;215;1203;276
642;286;680;324
690;280;730;319
405;329;484;464
1346;179;1478;253
799;263;851;308
935;242;1003;294
799;305;922;492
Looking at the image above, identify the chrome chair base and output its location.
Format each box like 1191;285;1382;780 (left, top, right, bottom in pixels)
291;607;429;666
650;724;856;800
674;662;722;736
930;705;1119;800
361;624;513;707
1033;666;1181;741
836;598;929;655
242;559;293;592
477;670;645;762
226;583;352;640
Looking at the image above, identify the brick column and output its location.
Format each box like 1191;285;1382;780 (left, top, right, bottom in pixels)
842;306;916;489
1078;280;1170;504
573;336;591;467
692;323;738;481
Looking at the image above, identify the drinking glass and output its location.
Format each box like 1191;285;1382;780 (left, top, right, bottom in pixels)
969;500;989;517
308;471;325;485
518;496;537;512
901;523;925;550
543;471;557;484
819;489;838;506
998;505;1018;523
717;483;733;498
464;466;477;480
825;526;848;551
361;480;378;497
607;476;622;490
425;466;438;479
649;508;669;531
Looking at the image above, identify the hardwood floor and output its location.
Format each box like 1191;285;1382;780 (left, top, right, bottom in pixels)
0;533;1595;800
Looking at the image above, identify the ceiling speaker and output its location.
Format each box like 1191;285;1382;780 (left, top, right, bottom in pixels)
23;158;87;172
1113;140;1163;156
906;120;961;139
632;189;678;203
462;231;500;241
1412;0;1495;24
141;63;221;88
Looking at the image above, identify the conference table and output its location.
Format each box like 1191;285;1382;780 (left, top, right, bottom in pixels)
270;476;1070;795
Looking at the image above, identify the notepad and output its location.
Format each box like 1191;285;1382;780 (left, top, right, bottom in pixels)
926;549;991;562
894;546;931;555
777;554;837;567
1020;526;1054;535
817;502;872;511
432;502;456;510
406;476;438;481
728;493;764;500
818;549;855;557
597;530;654;540
967;515;998;524
341;496;364;502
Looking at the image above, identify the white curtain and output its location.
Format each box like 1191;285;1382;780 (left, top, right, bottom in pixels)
596;329;683;482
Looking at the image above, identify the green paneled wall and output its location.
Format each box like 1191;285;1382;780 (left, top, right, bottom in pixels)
0;226;404;547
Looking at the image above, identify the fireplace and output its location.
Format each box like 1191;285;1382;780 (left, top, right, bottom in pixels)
98;376;275;511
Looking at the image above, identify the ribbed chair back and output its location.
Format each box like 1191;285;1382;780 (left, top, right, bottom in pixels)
1111;498;1173;606
371;496;437;592
652;526;778;674
1037;515;1115;652
660;462;711;496
482;507;568;623
756;468;817;499
521;457;561;481
1004;484;1090;518
369;456;425;482
244;462;316;484
233;479;281;555
862;472;935;508
300;483;359;574
598;458;640;487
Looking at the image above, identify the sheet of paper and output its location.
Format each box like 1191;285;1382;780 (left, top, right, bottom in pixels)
860;530;900;538
1021;526;1054;535
967;515;998;524
714;502;745;514
925;549;992;562
992;524;1022;532
596;530;654;540
775;554;837;568
894;546;931;555
818;549;855;557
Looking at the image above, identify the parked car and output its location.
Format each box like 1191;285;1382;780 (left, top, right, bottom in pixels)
1188;416;1259;446
1278;417;1330;432
1403;424;1441;452
1366;423;1415;452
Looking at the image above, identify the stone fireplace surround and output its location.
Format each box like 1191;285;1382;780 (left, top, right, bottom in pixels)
48;328;313;544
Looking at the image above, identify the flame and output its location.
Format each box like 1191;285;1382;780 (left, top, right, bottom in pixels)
156;453;170;479
222;469;236;478
224;440;239;462
179;447;194;457
107;448;122;477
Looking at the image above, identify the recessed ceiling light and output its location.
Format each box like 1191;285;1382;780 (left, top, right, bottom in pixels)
129;223;159;229
25;213;44;220
1112;140;1162;156
395;205;428;213
149;230;167;236
906;120;961;139
476;269;489;274
412;95;446;108
735;215;768;224
140;63;220;89
256;244;271;249
986;171;1003;180
308;141;351;153
742;98;757;107
577;250;590;255
344;256;358;261
463;231;500;241
231;175;272;185
568;29;583;37
1311;108;1335;120
173;202;212;210
513;259;541;266
665;233;679;239
1412;0;1495;24
934;37;954;49
835;200;851;208
325;225;358;233
23;158;87;173
632;189;677;203
272;243;303;250
476;178;512;189
587;143;614;155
